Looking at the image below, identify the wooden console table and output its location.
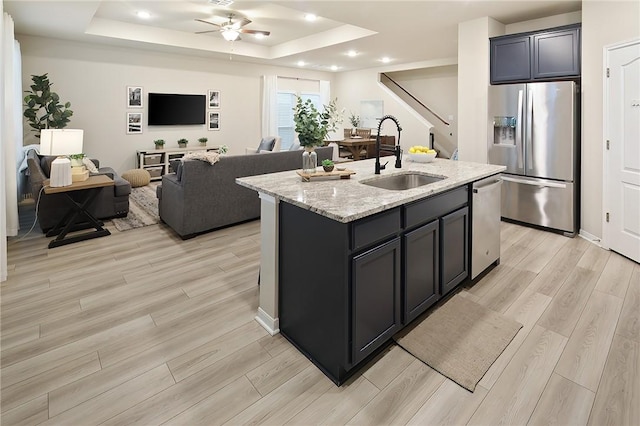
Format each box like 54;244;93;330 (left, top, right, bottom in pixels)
338;138;377;161
43;175;114;248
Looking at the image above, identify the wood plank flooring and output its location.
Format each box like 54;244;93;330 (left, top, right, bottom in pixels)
2;203;639;425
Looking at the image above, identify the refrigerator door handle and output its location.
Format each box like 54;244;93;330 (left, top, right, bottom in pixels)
501;175;567;189
526;88;534;171
516;90;524;169
472;178;502;193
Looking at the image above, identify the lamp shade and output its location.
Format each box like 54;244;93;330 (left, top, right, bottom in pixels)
40;129;84;156
221;29;240;41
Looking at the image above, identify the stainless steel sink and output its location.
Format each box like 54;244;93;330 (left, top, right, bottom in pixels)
361;173;445;190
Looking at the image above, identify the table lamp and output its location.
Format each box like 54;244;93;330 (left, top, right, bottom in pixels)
39;129;84;187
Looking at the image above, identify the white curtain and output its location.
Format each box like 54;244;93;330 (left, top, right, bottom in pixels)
261;75;278;139
1;8;23;282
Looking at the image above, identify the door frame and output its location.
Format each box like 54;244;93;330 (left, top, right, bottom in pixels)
602;38;640;251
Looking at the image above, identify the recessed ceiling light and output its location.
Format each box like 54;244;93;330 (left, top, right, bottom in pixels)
136;11;151;19
347;50;357;57
330;65;339;71
381;57;391;63
297;60;305;67
304;14;317;22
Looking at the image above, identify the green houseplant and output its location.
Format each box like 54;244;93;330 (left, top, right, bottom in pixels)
23;73;73;138
198;137;208;146
69;153;85;167
293;97;341;147
322;159;335;172
177;138;188;148
154;139;165;149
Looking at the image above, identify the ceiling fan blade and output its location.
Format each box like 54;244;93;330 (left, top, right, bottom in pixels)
195;29;220;34
238;29;270;36
195;18;222;28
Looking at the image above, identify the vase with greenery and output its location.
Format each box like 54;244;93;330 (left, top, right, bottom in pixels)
348;111;360;136
293;96;342;173
154;139;165;149
23;73;73;138
198;137;208;146
177;138;188;148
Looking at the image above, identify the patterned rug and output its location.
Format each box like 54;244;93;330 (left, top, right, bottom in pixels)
110;182;160;231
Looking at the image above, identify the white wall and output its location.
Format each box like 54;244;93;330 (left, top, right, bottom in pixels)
581;0;640;239
386;65;458;156
457;17;504;163
505;11;581;34
18;35;333;174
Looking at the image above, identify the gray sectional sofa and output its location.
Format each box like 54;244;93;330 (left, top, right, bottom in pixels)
157;147;333;239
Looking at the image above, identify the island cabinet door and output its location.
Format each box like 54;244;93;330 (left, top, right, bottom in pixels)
403;219;440;324
351;237;401;365
440;206;469;296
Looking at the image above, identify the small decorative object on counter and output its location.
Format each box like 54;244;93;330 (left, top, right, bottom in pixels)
302;147;318;174
322;159;335;172
153;139;165;149
198;137;208;146
177;138;188;148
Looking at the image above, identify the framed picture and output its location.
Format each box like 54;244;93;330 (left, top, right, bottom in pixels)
127;112;143;134
208;90;220;108
208;112;220;131
127;86;143;108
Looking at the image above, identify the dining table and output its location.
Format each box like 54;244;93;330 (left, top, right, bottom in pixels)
337;137;377;161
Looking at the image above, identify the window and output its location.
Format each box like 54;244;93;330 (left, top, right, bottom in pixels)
277;91;321;150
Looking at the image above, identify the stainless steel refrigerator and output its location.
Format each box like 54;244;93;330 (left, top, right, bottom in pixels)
487;81;579;236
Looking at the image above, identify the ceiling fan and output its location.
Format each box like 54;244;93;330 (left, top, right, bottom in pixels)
195;14;270;41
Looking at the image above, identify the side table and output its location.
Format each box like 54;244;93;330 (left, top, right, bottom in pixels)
43;175;115;248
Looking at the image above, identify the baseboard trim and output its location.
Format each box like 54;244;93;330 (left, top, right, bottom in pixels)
255;308;280;335
579;229;604;248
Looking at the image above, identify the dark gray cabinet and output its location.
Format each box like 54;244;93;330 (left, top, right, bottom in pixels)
490;35;531;83
440;207;469;296
403;220;439;323
490;24;581;84
352;238;401;364
278;185;470;385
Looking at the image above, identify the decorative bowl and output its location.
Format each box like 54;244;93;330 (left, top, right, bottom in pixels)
407;152;437;163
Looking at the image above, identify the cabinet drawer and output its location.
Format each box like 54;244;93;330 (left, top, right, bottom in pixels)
351;208;401;252
405;186;468;229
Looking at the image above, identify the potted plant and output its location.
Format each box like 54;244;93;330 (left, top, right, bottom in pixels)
198;137;208;146
293;96;342;173
177;138;188;148
322;159;335;172
23;73;73;138
69;153;85;167
348;111;360;136
219;144;228;154
154;139;165;149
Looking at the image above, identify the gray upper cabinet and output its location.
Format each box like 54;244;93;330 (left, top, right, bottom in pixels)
490;35;532;83
490;23;581;84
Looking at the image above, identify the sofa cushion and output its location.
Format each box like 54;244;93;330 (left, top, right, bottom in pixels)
256;137;276;153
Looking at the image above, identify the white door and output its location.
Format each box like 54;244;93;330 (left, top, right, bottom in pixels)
604;40;640;263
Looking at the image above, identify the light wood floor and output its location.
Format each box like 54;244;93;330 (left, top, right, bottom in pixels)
1;203;638;425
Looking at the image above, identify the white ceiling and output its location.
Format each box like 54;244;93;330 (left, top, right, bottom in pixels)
4;0;581;72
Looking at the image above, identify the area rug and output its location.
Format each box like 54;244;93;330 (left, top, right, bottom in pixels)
393;293;522;392
110;182;160;231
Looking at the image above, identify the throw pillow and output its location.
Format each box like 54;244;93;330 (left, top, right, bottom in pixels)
256;137;276;153
83;157;99;173
289;140;301;151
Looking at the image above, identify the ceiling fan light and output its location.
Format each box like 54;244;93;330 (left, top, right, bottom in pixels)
222;29;240;41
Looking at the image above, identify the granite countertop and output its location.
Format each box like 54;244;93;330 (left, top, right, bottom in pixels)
237;156;506;223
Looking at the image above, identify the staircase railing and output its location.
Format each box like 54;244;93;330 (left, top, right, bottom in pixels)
381;73;450;126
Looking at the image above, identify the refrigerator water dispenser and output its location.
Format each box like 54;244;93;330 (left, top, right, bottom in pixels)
493;116;516;145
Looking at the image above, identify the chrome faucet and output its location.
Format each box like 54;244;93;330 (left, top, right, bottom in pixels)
375;115;403;174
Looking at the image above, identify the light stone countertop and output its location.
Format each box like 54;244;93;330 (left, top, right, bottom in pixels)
237;156;506;223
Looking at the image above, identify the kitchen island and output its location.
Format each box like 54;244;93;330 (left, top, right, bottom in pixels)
237;156;505;384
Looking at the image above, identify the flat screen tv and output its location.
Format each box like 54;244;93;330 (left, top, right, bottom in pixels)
148;93;206;125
